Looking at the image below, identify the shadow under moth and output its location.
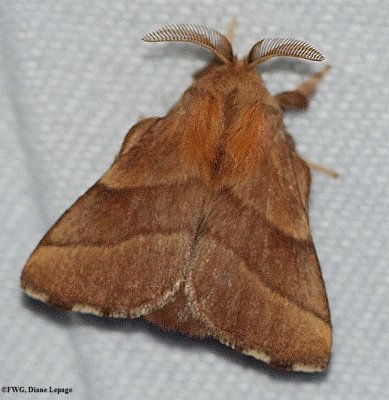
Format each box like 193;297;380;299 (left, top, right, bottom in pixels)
21;23;333;372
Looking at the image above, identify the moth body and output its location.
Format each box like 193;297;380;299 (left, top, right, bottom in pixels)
21;24;332;373
181;62;283;188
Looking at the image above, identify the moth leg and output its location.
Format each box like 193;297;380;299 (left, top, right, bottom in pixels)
304;159;338;178
275;65;331;110
285;131;338;178
225;18;237;43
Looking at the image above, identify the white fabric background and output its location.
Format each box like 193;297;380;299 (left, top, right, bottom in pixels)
1;0;388;399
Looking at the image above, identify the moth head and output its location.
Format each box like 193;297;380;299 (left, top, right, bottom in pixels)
142;24;324;68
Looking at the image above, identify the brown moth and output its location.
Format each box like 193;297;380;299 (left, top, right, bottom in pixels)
21;23;333;372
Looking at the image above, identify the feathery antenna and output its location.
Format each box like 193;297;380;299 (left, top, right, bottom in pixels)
142;24;234;64
248;38;324;65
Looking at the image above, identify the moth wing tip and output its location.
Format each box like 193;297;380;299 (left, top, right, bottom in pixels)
71;304;104;317
241;348;271;364
241;344;330;373
22;283;50;304
21;282;145;319
71;304;135;318
291;362;329;373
